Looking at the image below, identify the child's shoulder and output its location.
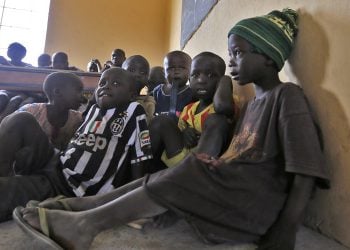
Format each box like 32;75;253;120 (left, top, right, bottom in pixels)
183;100;200;110
152;84;165;94
68;109;83;120
127;101;147;112
274;82;306;103
277;82;302;94
135;95;156;104
17;102;45;112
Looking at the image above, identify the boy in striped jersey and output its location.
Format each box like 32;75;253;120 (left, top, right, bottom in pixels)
0;68;153;222
150;52;237;168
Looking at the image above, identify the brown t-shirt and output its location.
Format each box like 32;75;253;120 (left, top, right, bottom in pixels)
221;82;329;183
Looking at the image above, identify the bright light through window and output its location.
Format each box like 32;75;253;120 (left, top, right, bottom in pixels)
0;0;50;66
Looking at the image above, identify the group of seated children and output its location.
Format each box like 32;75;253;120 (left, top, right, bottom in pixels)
0;45;236;219
0;7;330;250
0;42;78;70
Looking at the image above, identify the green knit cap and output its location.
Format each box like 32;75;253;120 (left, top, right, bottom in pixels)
228;8;298;71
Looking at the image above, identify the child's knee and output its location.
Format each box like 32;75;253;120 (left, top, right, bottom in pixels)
0;112;37;132
150;115;174;132
204;114;229;131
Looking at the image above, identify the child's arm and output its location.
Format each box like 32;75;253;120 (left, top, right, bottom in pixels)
182;125;200;149
258;174;315;250
131;160;151;179
213;75;234;116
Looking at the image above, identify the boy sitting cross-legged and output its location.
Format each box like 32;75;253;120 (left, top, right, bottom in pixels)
0;68;153;222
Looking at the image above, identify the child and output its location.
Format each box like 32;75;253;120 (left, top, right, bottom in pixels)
0;55;11;66
15;8;329;250
51;52;81;71
147;66;166;95
37;53;52;68
0;68;152;221
102;49;126;71
153;50;195;121
6;42;32;67
87;58;102;72
150;51;233;168
111;48;126;67
122;55;156;123
15;72;85;151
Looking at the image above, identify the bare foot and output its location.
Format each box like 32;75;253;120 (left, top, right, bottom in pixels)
152;210;179;228
21;207;95;250
38;196;96;211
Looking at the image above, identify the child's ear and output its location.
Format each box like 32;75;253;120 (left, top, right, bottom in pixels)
53;88;61;96
265;57;275;67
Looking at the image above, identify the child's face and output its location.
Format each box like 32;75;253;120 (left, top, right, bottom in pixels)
60;81;85;110
228;34;267;85
147;67;165;92
7;49;26;63
111;50;126;67
95;69;133;110
53;55;68;70
87;62;99;72
164;55;190;88
122;59;149;93
189;56;222;101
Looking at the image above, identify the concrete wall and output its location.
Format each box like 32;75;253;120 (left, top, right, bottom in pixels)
45;0;170;69
166;0;183;51
175;0;350;246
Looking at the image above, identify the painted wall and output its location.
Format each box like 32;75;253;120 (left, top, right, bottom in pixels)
45;0;170;70
166;0;183;51
177;0;350;246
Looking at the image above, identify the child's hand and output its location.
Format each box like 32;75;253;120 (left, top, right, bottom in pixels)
194;153;224;170
182;127;200;148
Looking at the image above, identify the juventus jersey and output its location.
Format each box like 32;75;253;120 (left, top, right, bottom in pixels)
60;102;152;197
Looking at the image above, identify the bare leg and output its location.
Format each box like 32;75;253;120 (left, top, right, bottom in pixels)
22;186;167;250
0;112;53;176
39;177;144;211
0;94;26;123
196;114;231;157
149;115;184;158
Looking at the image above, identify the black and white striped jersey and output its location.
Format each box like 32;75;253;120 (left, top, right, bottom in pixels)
60;102;152;197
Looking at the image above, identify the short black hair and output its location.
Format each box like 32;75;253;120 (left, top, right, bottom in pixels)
8;42;26;53
113;49;125;57
122;55;150;72
193;51;226;76
164;50;192;63
43;72;82;101
38;53;52;67
7;42;27;59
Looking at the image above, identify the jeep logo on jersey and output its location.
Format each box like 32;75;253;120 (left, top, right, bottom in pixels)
74;134;107;152
110;118;124;136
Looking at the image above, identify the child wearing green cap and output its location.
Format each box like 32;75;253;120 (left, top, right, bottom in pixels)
15;8;329;250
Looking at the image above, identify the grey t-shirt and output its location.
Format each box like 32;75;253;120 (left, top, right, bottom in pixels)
145;82;329;243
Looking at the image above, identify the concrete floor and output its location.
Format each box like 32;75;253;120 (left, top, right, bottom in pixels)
0;219;348;250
